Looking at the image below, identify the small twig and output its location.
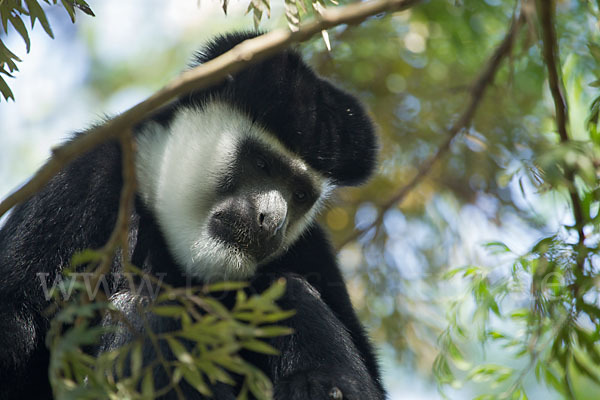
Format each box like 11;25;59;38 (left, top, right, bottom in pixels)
64;130;138;336
85;130;137;300
538;0;586;263
117;132;137;265
564;352;576;400
501;309;570;398
143;315;186;400
0;0;422;220
336;13;525;251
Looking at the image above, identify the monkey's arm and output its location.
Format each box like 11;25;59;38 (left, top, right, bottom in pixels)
262;274;384;400
254;225;385;400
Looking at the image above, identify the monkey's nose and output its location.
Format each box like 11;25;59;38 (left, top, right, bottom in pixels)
258;210;286;237
256;190;287;238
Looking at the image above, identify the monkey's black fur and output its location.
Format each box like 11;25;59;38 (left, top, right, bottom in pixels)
0;32;382;399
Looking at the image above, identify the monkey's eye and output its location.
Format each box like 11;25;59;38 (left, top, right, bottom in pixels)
294;190;307;202
256;156;267;170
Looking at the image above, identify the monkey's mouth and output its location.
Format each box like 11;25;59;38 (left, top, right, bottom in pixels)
208;215;282;262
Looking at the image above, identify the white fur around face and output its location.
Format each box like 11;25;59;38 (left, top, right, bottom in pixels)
136;101;333;282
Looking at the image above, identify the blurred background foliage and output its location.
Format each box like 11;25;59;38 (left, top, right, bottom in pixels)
2;0;600;398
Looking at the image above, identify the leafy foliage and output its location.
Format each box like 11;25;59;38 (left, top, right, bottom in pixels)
46;254;294;399
291;0;600;398
300;1;600;398
0;0;344;101
0;0;93;101
425;2;600;396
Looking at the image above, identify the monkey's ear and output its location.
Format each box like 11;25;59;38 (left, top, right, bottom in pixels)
311;80;378;186
250;69;379;187
246;53;379;187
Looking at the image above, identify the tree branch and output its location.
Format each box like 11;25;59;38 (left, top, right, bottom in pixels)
538;0;586;254
0;0;422;219
92;130;137;283
336;13;525;251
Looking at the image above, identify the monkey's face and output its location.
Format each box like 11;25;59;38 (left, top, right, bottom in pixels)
136;101;332;281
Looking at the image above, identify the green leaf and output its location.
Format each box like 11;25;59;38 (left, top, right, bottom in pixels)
0;4;9;33
60;0;76;22
486;330;506;340
589;42;600;63
252;326;293;338
130;342;142;378
201;296;232;318
234;309;295;323
447;339;470;370
467;364;513;388
579;301;600;322
542;364;563;394
260;310;296;323
204;281;248;292
245;364;272;400
483;241;511;254
166;337;194;365
141;368;154;397
0;75;14;101
442;266;467;279
212;355;248;375
260;278;287;302
433;353;454;384
71;0;93;16
0;39;22;71
572;352;600;385
24;0;54;38
511;388;528;400
195;360;236;385
587;96;600;134
531;236;555;254
284;0;300;31
152;305;185;317
550;325;571;366
245;0;267;29
9;14;30;52
181;365;212;396
241;339;279;355
535;360;542;383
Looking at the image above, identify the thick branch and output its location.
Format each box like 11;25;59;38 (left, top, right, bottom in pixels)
538;0;586;252
336;13;524;250
538;0;568;143
0;0;422;219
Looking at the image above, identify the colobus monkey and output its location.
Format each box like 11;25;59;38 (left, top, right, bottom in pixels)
0;32;383;399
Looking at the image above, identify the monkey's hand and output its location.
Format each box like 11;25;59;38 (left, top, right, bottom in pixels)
274;368;381;400
265;276;384;400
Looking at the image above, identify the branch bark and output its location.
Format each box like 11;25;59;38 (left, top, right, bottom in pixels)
0;0;423;219
336;13;525;251
538;0;586;254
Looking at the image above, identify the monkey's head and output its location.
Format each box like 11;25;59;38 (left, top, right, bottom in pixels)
135;32;377;282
